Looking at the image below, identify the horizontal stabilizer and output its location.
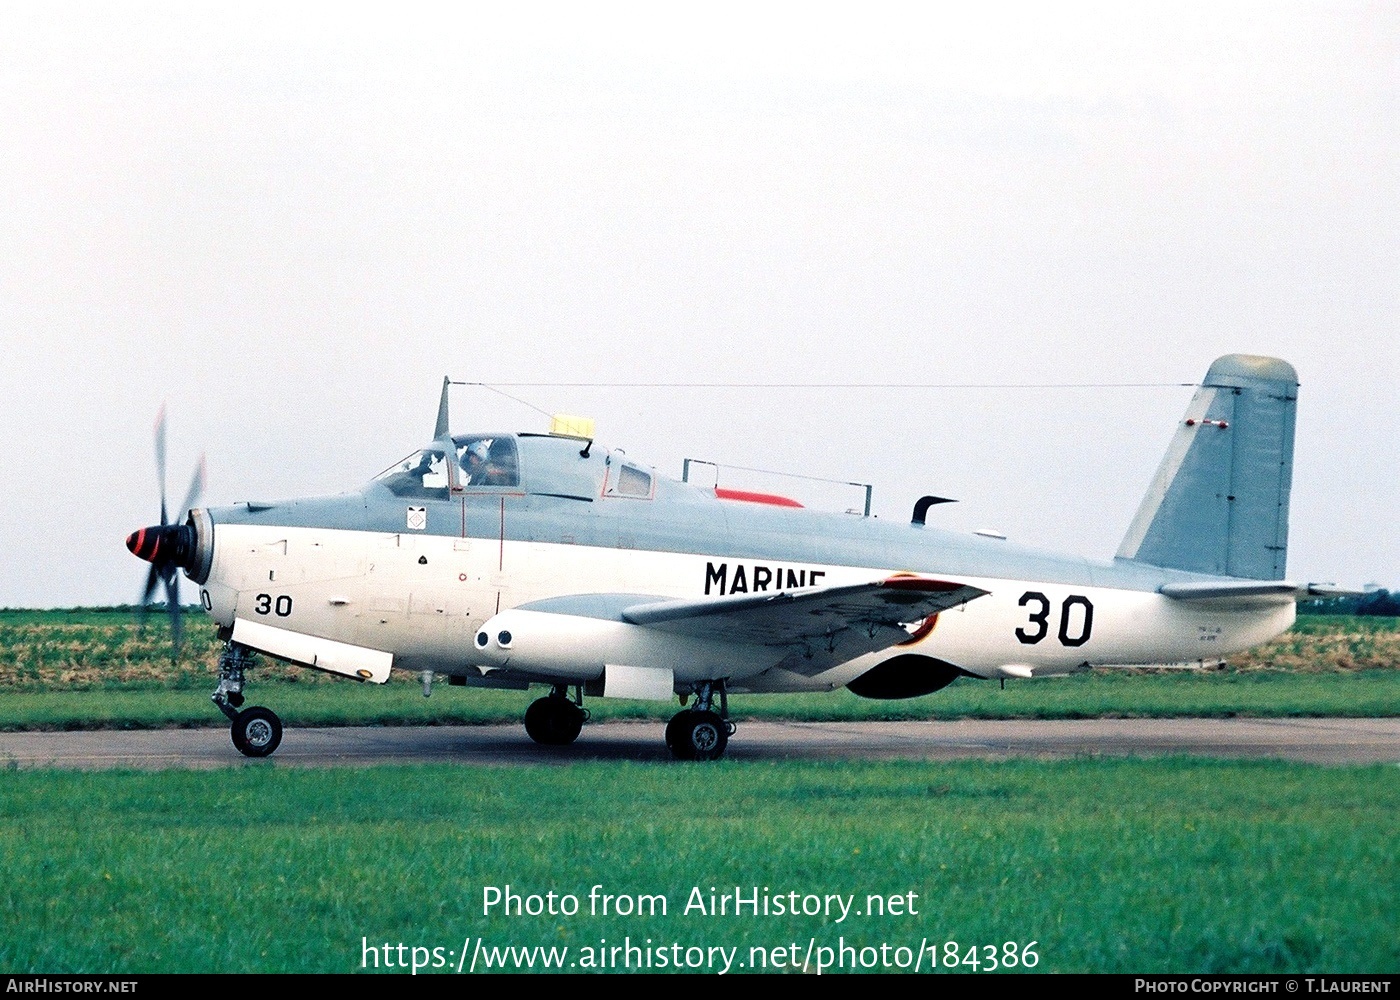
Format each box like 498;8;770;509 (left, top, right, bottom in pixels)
1158;580;1361;608
1302;583;1364;598
1158;581;1301;602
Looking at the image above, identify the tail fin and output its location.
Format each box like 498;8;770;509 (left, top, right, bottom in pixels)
1117;354;1298;580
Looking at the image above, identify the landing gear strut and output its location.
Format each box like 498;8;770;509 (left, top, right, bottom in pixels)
213;641;283;758
524;685;588;746
667;681;734;761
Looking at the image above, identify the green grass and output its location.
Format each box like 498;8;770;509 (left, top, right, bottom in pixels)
2;669;1399;732
0;759;1394;973
0;611;1396;731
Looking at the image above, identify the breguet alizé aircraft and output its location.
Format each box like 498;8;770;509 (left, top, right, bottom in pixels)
126;354;1341;761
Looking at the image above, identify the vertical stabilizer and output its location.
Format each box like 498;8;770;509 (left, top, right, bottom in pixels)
1117;355;1298;580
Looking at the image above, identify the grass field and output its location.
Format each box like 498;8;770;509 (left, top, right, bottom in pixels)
1;611;1397;730
2;668;1399;733
3;612;1396;976
1;759;1394;974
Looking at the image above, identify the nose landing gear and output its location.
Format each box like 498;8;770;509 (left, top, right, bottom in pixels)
213;641;284;759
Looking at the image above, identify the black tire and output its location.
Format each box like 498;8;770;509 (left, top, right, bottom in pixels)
664;710;691;753
231;706;283;758
669;709;728;761
524;697;584;746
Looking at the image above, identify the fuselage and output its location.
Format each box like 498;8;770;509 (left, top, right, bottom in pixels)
187;431;1293;694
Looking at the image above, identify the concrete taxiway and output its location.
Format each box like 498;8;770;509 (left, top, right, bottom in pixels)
1;717;1397;769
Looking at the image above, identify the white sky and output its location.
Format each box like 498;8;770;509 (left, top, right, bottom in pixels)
1;1;1396;606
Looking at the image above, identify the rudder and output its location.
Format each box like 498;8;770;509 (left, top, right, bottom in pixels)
1117;354;1298;580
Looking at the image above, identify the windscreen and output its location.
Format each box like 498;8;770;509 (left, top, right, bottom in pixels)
373;450;451;498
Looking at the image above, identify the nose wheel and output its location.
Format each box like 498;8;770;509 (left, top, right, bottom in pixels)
230;706;283;758
213;640;283;758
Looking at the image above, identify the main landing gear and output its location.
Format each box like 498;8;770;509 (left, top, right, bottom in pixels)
667;681;735;762
213;641;283;758
524;685;589;746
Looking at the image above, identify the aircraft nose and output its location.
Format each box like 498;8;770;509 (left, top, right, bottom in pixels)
127;527;155;562
126;524;174;564
127;521;202;573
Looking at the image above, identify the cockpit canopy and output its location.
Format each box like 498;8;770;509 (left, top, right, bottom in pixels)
373;436;519;499
371;433;654;502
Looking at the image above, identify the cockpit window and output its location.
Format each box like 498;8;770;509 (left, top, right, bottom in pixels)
374;450;450;499
605;462;653;499
617;464;652;496
453;435;520;488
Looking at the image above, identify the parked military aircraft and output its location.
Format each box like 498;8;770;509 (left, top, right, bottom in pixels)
126;354;1343;760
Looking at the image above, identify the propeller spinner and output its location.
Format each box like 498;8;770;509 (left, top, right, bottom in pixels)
126;405;205;654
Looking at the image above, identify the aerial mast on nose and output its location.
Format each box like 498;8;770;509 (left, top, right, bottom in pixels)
434;375;451;440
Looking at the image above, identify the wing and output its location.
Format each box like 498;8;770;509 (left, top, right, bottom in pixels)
621;575;988;676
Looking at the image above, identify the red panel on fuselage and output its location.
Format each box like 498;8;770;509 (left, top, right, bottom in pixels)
714;488;804;508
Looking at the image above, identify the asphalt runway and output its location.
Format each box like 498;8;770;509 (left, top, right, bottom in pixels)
2;717;1397;769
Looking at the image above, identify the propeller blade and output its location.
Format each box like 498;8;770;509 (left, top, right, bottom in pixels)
133;406;199;658
155;404;169;526
137;560;161;632
165;571;183;657
140;561;161;608
178;454;206;519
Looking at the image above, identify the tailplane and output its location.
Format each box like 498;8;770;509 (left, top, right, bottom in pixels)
1117;354;1298;580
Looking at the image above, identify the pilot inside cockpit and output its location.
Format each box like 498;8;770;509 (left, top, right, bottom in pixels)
458;437;518;487
460;440;489;481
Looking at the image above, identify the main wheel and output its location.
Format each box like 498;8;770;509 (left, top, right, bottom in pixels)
668;709;728;761
524;696;584;746
231;706;282;758
664;710;693;753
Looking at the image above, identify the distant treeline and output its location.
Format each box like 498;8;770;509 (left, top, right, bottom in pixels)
1300;588;1400;617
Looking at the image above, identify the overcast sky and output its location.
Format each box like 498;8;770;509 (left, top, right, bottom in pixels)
2;1;1395;607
